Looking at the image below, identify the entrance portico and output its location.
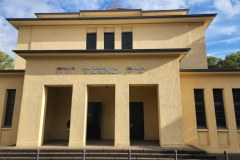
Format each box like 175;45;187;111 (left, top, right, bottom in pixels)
15;49;186;148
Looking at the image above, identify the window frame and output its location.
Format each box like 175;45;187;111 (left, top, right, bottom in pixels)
122;32;133;49
194;89;208;129
213;89;227;129
232;89;240;129
2;89;16;128
104;32;115;50
86;33;97;50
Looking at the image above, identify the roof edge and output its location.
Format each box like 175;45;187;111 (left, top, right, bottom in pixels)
0;70;25;74
6;14;217;21
13;48;191;54
180;69;240;73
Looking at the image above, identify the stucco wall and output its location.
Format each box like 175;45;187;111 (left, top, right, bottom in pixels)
16;54;184;147
0;74;24;146
181;73;240;153
14;23;207;69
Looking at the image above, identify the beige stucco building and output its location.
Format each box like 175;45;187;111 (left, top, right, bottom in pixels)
0;8;240;154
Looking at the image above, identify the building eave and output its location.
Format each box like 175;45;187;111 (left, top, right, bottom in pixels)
7;14;216;30
180;69;240;75
0;70;25;75
14;49;190;61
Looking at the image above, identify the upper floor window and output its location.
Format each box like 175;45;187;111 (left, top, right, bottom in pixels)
232;89;240;129
3;89;16;128
104;33;114;49
86;33;96;50
213;89;227;129
122;32;132;49
194;89;207;129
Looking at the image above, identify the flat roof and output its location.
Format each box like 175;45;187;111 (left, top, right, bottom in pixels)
7;14;216;29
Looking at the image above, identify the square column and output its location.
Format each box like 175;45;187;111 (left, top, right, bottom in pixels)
115;83;130;147
158;84;184;147
97;27;104;49
69;84;88;146
205;88;218;146
16;84;46;147
115;27;122;49
224;88;239;147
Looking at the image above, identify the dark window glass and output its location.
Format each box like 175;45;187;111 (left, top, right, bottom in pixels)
3;89;16;128
86;33;96;50
122;32;132;49
213;89;227;129
194;89;207;129
104;33;114;49
232;89;240;129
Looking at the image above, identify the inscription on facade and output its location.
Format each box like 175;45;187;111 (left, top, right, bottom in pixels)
56;66;146;74
82;67;118;74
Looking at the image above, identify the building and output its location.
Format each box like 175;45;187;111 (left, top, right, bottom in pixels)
0;8;240;154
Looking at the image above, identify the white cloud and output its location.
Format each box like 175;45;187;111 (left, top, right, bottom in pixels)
208;37;240;45
186;0;211;6
0;17;17;57
123;0;186;10
213;0;240;17
208;48;240;58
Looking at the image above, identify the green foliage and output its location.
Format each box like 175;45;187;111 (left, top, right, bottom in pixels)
207;56;223;69
0;51;14;70
207;51;240;69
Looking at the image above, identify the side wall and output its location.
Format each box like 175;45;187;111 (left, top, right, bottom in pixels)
0;74;24;146
181;73;240;153
15;23;207;69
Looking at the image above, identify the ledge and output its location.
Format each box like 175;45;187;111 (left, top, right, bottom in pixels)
14;49;190;61
0;70;25;74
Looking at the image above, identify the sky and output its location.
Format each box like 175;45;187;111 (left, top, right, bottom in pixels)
0;0;239;58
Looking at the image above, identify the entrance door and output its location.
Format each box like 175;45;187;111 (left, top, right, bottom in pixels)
87;102;102;140
130;102;144;140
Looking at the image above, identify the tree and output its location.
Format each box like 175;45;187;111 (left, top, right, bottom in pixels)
207;51;240;69
207;56;223;69
0;51;14;70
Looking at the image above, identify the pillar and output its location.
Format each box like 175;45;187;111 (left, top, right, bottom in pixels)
224;88;239;147
97;27;104;49
69;84;88;146
158;83;184;147
16;83;46;147
115;83;130;146
115;27;121;49
205;88;218;146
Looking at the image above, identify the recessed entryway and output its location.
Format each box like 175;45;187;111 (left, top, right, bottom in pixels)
129;85;159;146
43;86;72;146
87;85;115;146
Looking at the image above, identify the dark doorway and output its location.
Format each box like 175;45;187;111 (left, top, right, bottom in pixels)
87;102;102;140
130;102;144;140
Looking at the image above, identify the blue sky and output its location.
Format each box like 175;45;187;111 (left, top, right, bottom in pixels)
0;0;239;58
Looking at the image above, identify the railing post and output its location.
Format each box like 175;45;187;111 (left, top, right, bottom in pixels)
83;149;86;160
175;150;177;160
36;149;40;160
128;149;131;160
224;151;228;160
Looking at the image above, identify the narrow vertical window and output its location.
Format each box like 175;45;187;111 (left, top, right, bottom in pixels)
104;33;114;49
232;89;240;129
194;89;207;128
122;32;132;49
3;89;16;128
213;89;227;129
86;33;96;50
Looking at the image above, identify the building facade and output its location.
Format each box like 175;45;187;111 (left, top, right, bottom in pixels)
0;9;240;154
